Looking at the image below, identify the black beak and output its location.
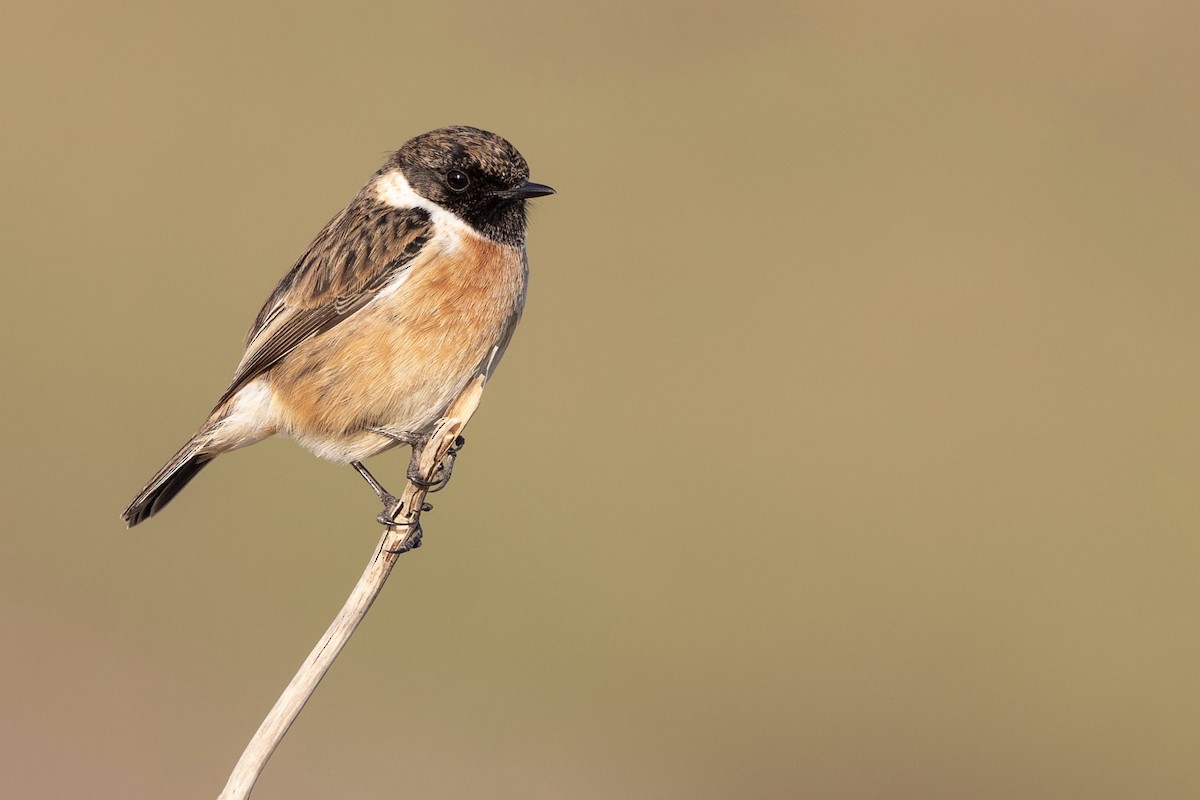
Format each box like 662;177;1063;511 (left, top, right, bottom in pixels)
509;180;556;199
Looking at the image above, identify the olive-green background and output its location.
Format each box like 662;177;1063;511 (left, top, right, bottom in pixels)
4;1;1198;798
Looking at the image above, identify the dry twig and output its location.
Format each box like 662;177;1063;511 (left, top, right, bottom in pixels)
217;375;486;800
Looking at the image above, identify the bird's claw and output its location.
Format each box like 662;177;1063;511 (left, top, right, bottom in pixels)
408;435;466;492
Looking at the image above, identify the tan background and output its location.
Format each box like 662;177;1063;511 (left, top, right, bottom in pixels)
3;1;1199;798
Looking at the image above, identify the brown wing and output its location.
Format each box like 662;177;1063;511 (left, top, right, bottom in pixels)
215;199;433;407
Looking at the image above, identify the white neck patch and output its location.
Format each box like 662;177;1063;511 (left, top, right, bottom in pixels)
373;169;479;243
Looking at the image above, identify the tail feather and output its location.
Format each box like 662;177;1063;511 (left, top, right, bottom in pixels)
122;441;216;527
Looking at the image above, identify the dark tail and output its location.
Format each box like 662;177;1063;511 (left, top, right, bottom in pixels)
122;440;216;527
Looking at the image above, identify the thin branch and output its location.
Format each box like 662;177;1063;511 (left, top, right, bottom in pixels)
217;375;487;800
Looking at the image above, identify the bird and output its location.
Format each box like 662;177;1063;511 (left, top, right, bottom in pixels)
121;125;554;529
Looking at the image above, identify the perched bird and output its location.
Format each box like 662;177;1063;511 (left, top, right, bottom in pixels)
122;126;554;529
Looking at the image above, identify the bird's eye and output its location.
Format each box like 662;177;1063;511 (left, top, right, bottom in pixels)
445;170;470;192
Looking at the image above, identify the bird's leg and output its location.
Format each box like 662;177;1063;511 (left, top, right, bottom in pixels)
350;460;410;530
369;428;437;488
350;460;423;551
370;427;465;492
351;458;393;503
353;430;466;548
368;428;428;450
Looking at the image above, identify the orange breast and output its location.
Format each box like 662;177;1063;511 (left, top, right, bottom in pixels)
267;232;526;461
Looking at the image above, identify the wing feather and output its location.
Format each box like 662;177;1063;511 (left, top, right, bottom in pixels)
214;198;433;407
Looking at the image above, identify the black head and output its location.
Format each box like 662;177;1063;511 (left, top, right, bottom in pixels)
389;126;554;246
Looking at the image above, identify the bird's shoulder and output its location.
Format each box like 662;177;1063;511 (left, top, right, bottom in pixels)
215;193;436;407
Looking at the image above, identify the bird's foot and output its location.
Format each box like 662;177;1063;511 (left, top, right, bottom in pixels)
378;496;435;553
382;520;423;554
408;435;465;492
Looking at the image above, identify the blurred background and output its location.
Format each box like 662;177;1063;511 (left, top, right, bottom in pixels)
3;1;1198;797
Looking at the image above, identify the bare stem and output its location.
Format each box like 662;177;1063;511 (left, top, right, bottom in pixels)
217;376;486;800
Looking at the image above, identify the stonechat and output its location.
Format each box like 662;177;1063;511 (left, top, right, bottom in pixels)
122;125;554;528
